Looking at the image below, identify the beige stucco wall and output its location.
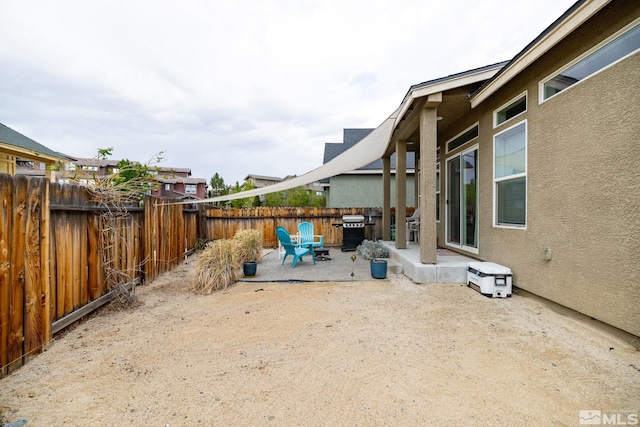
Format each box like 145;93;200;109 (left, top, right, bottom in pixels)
439;1;640;336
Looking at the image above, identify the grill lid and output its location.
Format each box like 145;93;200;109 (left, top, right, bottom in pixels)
342;215;365;223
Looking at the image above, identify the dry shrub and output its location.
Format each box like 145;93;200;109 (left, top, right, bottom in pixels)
192;239;239;294
234;228;263;264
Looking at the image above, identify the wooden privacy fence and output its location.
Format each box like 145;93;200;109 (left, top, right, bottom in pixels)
201;206;380;246
1;175;198;376
1;174;381;377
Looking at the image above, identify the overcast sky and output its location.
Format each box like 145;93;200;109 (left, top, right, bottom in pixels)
0;0;576;185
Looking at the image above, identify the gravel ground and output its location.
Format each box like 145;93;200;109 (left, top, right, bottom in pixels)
1;254;638;426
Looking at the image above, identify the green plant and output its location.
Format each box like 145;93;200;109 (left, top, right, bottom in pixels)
192;239;239;293
234;228;263;263
356;239;389;260
194;237;210;251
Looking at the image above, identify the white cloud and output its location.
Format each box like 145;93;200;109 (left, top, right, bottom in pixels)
0;0;576;184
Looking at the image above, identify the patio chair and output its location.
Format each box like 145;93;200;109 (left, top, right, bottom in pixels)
276;226;316;268
406;207;420;242
297;222;324;248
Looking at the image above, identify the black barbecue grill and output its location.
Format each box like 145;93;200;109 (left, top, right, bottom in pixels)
333;215;370;251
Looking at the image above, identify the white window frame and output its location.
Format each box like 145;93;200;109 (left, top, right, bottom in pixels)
539;19;640;104
185;184;197;194
445;144;480;255
445;122;479;154
493;120;527;229
493;91;527;128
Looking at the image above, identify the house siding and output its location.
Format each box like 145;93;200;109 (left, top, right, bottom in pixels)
457;2;640;336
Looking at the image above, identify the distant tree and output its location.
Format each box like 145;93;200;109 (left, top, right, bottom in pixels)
263;186;326;207
230;180;256;208
208;173;227;198
287;186;311;206
109;157;163;196
264;191;284;206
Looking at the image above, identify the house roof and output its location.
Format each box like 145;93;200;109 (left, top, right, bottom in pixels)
401;61;511;105
0;122;62;161
244;174;282;182
155;176;207;184
470;0;605;107
322;128;415;186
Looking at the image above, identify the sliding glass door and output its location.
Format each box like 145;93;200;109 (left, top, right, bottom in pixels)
446;147;478;252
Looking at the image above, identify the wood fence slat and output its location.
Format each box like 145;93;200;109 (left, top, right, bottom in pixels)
40;180;51;349
0;174;13;376
9;176;28;373
23;177;45;363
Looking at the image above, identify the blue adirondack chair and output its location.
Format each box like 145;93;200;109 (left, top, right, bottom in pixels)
297;222;324;248
276;226;316;268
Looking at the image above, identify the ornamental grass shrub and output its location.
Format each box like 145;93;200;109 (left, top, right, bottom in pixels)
234;228;263;264
192;239;239;294
192;228;264;294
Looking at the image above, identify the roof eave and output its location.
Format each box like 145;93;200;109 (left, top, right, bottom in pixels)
0;142;62;163
395;64;505;129
470;0;609;108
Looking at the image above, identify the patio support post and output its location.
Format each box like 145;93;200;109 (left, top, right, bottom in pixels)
414;150;420;206
419;93;441;264
395;139;407;249
382;155;391;241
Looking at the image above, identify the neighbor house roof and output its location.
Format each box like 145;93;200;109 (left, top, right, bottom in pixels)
323;129;416;175
155;176;207;184
244;174;283;182
0;122;62;161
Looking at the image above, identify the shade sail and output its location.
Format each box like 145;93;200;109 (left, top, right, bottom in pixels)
186;108;400;204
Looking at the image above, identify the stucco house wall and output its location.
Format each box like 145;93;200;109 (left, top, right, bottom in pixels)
438;0;640;336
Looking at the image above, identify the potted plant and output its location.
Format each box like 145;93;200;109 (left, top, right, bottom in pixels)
234;229;263;277
356;239;390;279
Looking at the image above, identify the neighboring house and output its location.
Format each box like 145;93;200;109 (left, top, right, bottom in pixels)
151;175;208;200
380;0;639;336
322;128;416;208
60;157;208;200
244;174;283;189
0;122;62;180
244;174;324;203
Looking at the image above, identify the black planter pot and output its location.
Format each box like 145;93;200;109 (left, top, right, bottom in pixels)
370;259;387;279
243;261;257;277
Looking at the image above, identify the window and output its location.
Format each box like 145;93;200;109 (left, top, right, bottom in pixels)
446;124;478;153
541;21;640;101
494;93;527;127
494;121;527;227
164;183;171;191
185;184;197;194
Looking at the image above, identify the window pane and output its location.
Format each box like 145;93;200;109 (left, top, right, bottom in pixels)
463;150;478;248
495;123;526;179
447;125;478;152
496;95;526;125
544;24;640;99
497;177;526;225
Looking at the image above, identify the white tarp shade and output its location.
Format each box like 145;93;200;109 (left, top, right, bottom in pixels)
187;108;399;204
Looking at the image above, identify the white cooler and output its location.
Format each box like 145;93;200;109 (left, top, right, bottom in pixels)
467;262;512;298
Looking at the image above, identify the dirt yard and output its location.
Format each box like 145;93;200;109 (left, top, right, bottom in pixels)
1;254;638;426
